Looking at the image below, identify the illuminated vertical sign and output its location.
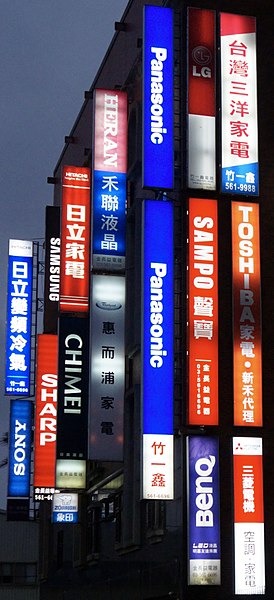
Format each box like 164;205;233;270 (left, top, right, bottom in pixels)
34;334;58;493
43;206;60;334
5;239;33;396
89;275;125;461
60;166;90;312
92;89;127;271
8;399;32;498
188;199;218;425
232;202;262;426
233;437;265;595
56;316;89;489
143;6;173;190
220;14;258;195
187;8;216;190
187;436;220;585
142;200;174;500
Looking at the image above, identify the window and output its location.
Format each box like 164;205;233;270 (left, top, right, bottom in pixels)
0;563;37;585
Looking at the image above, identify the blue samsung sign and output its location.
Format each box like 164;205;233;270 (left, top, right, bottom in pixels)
142;200;173;434
8;400;32;497
143;6;174;190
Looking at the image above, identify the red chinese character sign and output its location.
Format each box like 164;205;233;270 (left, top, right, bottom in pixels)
220;14;258;195
60;166;90;312
232;202;262;426
233;437;265;595
188;198;218;425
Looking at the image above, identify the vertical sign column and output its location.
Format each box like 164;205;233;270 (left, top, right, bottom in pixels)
143;5;173;190
187;436;221;585
34;334;58;498
141;200;174;500
188;199;218;425
60;166;90;312
231;202;262;426
187;8;216;190
220;13;258;196
92;89;127;271
233;437;265;595
5;240;33;396
89;275;125;461
43;205;60;334
8;399;32;498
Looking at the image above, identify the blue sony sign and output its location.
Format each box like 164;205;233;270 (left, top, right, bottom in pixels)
8;400;32;497
142;200;173;434
5;240;33;396
187;436;221;584
143;5;174;190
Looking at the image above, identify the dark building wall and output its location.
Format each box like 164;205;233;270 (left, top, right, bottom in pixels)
41;0;274;598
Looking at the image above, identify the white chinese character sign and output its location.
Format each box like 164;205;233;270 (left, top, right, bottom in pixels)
60;166;90;312
231;202;262;426
89;275;125;461
5;239;33;395
92;90;127;271
221;14;259;195
233;437;265;595
188;199;218;425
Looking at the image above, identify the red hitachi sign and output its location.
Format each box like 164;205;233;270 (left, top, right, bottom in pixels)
34;334;58;488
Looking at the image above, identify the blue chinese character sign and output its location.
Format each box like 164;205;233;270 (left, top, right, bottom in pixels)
5;240;33;395
92;90;127;271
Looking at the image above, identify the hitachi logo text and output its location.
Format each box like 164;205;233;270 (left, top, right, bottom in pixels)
195;455;215;527
150;47;167;144
149;263;167;368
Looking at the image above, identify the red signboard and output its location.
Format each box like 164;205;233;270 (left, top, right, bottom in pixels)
94;89;127;173
188;8;215;117
188;198;218;425
60;166;90;312
34;334;58;488
232;202;262;426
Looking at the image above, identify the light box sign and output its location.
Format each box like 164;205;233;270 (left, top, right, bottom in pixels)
8;399;32;498
60;166;90;312
187;436;220;585
232;202;262;426
233;437;265;595
220;13;258;196
5;239;33;396
187;8;216;190
92;89;127;271
143;5;173;190
43;205;60;334
89;275;125;461
188;199;218;425
34;334;58;491
142;200;174;500
52;493;78;524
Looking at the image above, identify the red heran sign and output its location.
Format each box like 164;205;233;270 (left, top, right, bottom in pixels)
60;166;90;312
188;198;218;425
34;334;58;488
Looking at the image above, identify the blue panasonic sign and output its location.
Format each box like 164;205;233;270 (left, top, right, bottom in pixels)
143;6;174;190
8;400;32;497
142;200;173;434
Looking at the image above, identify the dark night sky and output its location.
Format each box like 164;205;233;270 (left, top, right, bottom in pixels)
0;0;128;508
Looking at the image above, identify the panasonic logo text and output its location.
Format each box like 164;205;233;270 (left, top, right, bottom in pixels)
150;47;168;145
149;263;168;368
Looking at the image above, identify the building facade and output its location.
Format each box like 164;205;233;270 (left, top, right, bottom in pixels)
37;0;274;598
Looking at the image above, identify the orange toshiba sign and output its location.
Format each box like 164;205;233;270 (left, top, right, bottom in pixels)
60;166;91;312
34;334;58;488
188;198;218;425
232;202;262;426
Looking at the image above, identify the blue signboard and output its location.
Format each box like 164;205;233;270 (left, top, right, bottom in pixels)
143;5;174;189
8;400;32;497
142;200;173;434
93;170;126;270
52;493;78;523
5;240;33;395
187;436;221;585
